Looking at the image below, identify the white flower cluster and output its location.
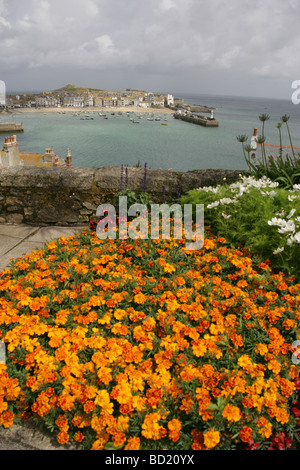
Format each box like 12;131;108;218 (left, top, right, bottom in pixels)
199;176;281;217
207;197;238;209
268;209;300;252
197;176;300;253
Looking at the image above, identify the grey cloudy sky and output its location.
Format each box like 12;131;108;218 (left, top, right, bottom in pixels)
1;0;299;99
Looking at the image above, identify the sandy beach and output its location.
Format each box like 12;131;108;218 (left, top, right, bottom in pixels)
13;105;175;115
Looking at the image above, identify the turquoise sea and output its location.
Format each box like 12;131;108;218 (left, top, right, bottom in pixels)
1;93;300;171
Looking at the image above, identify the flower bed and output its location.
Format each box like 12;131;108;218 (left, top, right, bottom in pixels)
0;228;300;450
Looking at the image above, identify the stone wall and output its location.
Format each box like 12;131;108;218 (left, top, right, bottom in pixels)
0;166;241;225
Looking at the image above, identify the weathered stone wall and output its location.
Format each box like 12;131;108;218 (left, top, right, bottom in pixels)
0;166;241;225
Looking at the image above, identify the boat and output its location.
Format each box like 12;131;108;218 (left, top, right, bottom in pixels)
147;117;154;121
161;123;168;126
155;117;161;121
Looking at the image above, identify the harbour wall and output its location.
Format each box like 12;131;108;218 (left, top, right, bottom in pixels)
0;123;24;133
174;114;219;127
0;166;241;225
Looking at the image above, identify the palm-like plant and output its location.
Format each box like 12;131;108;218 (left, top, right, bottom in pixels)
281;115;296;161
276;122;283;159
236;134;248;160
259;113;269;166
257;135;267;166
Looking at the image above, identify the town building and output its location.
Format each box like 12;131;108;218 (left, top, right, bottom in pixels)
0;135;71;167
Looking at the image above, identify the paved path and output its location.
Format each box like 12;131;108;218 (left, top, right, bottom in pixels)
0;224;86;451
0;224;86;272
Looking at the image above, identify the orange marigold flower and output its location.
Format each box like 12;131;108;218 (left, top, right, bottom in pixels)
192;339;207;357
268;359;281;375
256;416;272;439
277;282;288;290
141;412;166;441
164;263;176;274
57;430;69;445
124;436;140;450
255;343;268;356
279;377;295;397
0;409;14;428
83;400;96;413
176;276;186;286
222;404;242;422
167;418;181;442
240;426;253;443
134;292;147;304
74;431;84;443
203;428;220;449
111;322;129;336
282;319;296;330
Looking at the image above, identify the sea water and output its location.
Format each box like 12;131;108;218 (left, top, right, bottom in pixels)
1;93;300;172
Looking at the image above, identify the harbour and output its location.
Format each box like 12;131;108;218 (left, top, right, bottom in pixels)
1;93;299;172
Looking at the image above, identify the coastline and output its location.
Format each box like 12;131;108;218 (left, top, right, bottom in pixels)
12;105;175;115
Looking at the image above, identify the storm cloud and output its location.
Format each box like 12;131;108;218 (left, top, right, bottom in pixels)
1;0;299;98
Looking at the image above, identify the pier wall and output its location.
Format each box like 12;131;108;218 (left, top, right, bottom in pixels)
174;114;218;127
0;123;24;133
0;166;240;225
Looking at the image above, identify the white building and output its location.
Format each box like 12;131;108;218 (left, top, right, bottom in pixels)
84;94;94;107
36;95;60;107
63;95;84;107
165;94;174;106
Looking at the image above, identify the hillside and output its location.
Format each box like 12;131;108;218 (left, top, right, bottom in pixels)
45;84;147;95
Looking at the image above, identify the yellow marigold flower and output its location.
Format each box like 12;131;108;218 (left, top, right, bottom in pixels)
132;395;146;412
95;389;111;407
164;263;176;274
141;412;166;441
0;399;8;413
268;359;281;375
192;339;207;357
203;428;220;449
222;404;242;422
167;418;181;442
111;322;129;336
134;292;147;304
255;343;268;356
117;415;129;432
256;416;272;439
113;308;127;320
238;354;253;370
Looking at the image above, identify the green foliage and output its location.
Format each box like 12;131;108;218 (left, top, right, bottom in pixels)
113;188;154;210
